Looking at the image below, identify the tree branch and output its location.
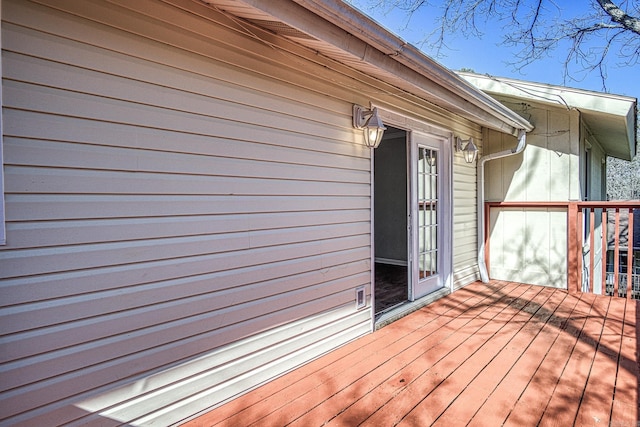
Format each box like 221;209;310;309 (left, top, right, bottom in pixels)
356;0;640;88
595;0;640;35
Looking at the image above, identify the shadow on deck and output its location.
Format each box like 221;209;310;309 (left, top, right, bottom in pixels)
183;281;639;426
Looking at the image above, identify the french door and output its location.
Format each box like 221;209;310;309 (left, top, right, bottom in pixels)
410;132;448;299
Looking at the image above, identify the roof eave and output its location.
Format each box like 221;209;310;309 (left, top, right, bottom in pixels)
217;0;533;135
460;72;637;160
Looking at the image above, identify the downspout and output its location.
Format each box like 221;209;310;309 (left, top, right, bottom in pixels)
477;129;527;283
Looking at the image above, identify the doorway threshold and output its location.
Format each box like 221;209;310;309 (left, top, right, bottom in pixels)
374;287;450;330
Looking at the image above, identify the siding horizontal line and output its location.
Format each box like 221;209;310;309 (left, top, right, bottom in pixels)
0;291;365;418
0;225;372;262
2;49;359;144
2;210;371;249
0;256;369;363
4;194;371;221
4;138;371;181
0;242;371;307
5;110;370;169
1;72;355;145
0;228;371;280
3;82;368;160
4;166;371;196
0;273;371;391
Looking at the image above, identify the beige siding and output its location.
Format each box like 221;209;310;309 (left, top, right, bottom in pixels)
452;134;483;288
0;0;490;425
0;0;4;246
486;106;579;203
0;0;376;424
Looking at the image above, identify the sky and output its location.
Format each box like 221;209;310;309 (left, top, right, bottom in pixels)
347;0;640;100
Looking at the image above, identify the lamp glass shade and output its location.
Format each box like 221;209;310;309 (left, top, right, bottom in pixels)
363;108;386;148
463;139;478;163
365;126;385;148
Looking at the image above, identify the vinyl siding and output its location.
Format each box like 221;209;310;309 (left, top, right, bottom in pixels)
452;144;482;288
0;0;4;247
0;0;486;425
0;0;374;425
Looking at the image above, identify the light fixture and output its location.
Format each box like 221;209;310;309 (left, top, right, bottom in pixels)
455;136;478;163
353;104;387;148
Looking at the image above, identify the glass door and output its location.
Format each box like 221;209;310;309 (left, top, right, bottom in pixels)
411;133;444;299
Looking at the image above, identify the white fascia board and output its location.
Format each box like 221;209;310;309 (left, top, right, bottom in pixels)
459;72;636;117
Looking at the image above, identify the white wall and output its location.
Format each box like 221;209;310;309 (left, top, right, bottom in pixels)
485;101;580;288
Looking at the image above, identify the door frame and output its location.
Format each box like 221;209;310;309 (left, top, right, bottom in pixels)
410;132;450;300
370;107;454;327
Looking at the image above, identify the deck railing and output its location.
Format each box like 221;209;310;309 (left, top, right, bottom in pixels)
485;201;640;299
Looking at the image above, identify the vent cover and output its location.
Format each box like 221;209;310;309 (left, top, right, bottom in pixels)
356;286;366;310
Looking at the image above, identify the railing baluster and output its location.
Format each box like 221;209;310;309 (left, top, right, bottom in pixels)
628;209;634;300
567;202;579;294
601;209;607;296
577;205;583;293
614;208;620;297
589;207;595;294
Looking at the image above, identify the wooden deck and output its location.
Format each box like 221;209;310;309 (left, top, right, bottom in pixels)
184;281;639;426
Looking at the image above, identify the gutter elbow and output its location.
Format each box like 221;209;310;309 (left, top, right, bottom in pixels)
512;129;527;154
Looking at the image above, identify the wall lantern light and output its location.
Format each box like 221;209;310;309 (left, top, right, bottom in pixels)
353;104;386;148
455;136;478;163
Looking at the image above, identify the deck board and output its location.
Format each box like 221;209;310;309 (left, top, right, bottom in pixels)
435;287;569;427
574;296;624;426
538;293;609;426
394;287;552;427
499;289;584;426
183;282;639;427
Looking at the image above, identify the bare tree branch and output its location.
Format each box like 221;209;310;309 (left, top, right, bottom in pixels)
596;0;640;35
352;0;640;89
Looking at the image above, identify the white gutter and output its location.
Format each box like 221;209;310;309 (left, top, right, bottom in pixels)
477;129;527;283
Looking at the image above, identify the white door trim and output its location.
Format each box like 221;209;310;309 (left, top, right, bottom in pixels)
370;108;454;329
410;132;451;299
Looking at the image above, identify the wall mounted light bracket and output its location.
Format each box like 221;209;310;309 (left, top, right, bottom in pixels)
353;104;386;148
455;136;479;163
